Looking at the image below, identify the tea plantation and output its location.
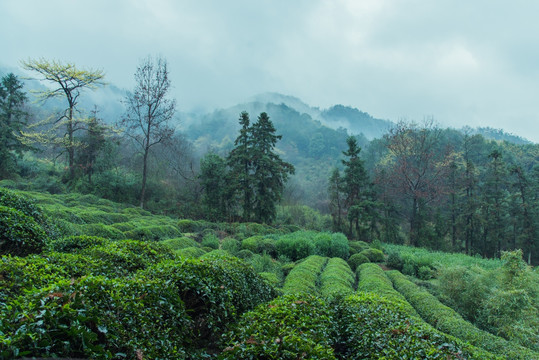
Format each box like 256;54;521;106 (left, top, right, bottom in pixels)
1;187;537;359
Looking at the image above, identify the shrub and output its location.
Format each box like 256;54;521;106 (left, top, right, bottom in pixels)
76;210;129;225
402;260;417;276
314;232;349;259
80;223;126;240
201;233;220;249
335;293;495;360
49;235;109;252
176;246;206;258
1;276;190;359
220;294;336;359
386;251;403;270
124;224;181;241
358;248;384;262
387;270;538;359
418;265;434;280
0;206;48;256
349;241;370;254
347;253;370;271
320;257;355;298
236;249;254;259
142;255;277;347
282;255;327;295
221;237;241;255
275;231;316;261
161;236;199;250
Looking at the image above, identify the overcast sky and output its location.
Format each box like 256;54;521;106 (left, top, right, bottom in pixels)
1;0;539;142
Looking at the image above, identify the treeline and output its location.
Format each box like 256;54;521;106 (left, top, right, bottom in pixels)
330;120;539;264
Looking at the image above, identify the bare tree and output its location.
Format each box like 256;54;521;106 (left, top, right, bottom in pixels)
120;56;176;209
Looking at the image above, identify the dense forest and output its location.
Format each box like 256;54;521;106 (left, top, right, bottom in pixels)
1;58;538;358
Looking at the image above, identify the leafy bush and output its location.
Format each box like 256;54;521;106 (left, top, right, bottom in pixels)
418;265;434;280
386;251;404;270
275;231;316;261
0;206;48;256
358;248;384;262
80;223;126;240
201;233;220;249
176;246;206;258
387;270;538;359
220;294;336;359
236;249;254;259
320;257;355;298
335;293;496;360
160;236;199;250
49;235;109;252
356;262;418;317
142;254;277;347
349;241;370;254
1;276;190;359
282;255;327;295
314;232;349;259
221;237;241;255
76;209;129;224
124;224;181;241
347;253;370;271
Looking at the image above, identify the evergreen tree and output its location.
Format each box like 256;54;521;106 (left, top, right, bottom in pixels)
200;153;228;221
250;112;295;223
227;111;254;221
328;168;345;232
0;73;29;178
341;136;372;240
76;108;107;185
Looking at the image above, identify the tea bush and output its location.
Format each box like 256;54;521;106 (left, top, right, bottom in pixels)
358;248;384;262
80;223;126;240
49;235;109;252
314;232;349;259
160;236;199;250
335;293;497;360
219;294;336;359
282;255;327;295
176;246;206;258
124;224;181;241
221;237;241;255
319;257;355;298
201;233;220;249
141;254;277;347
347;253;370;271
387;270;538;359
0;206;48;256
1;276;190;359
275;231;316;261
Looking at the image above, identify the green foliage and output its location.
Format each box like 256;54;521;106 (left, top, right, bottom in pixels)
335;293;496;360
1;276;189;359
0;206;48;256
348;240;370;255
386;250;404;270
79;223;126;240
241;235;276;256
358;248;384;262
314;232;349;259
282;255;327;295
221;237;241;255
141;254;277;347
356;262;418;317
347;253;370;271
49;235;108;252
275;231;316;261
201;233;220;249
319;257;355;298
124;224;181;241
220;294;336;359
176;246;206;258
387;270;538;359
160;236;199;250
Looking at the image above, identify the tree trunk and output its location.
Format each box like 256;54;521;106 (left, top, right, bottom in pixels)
140;147;149;209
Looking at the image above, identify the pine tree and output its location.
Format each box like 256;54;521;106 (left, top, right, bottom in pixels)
250;112;294;223
0;73;29;178
200;153;228;221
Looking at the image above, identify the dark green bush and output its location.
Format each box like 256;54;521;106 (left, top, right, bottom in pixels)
124;224;181;241
349;241;370;254
347;253;370;271
49;235;109;252
359;248;384;262
76;210;129;225
1;276;189;359
220;294;336;359
387;270;538;359
386;251;403;270
141;254;277;347
0;206;48;256
201;233;220;249
418;265;435;280
275;231;316;261
236;249;254;259
221;237;241;255
314;232;349;259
